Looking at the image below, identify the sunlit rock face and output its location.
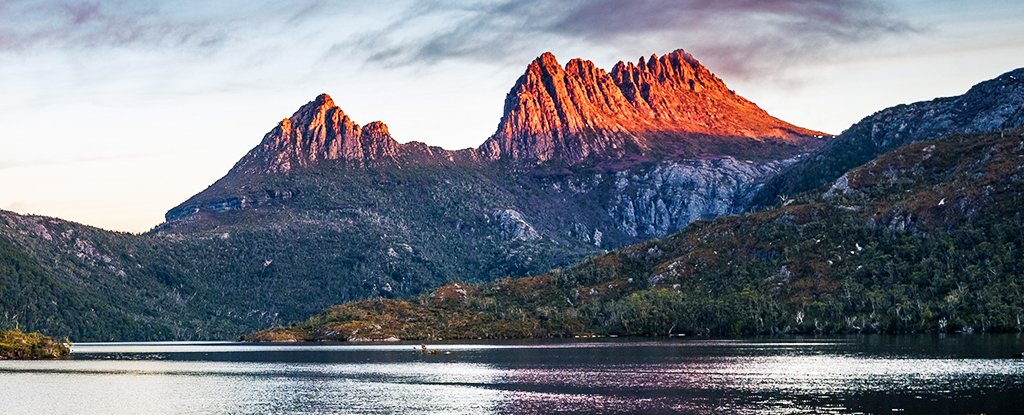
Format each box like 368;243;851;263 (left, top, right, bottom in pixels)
236;94;401;173
227;50;825;176
480;50;824;163
167;49;824;228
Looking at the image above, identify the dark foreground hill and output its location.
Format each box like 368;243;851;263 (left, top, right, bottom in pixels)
249;128;1024;341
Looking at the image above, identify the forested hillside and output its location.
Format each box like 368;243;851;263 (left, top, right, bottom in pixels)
249;129;1024;341
753;67;1024;207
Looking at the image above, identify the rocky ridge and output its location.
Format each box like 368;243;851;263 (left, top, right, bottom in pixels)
165;50;824;232
754;67;1024;206
480;50;824;163
221;49;824;180
232;94;479;175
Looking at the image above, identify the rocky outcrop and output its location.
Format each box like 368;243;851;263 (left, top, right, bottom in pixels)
605;158;789;238
490;209;541;241
210;50;825;180
479;53;638;162
237;94;402;173
480;50;825;163
235;51;824;173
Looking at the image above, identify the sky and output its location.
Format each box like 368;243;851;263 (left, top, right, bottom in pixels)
2;0;1023;233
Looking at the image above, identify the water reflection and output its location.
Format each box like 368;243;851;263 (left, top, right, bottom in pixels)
1;336;1022;414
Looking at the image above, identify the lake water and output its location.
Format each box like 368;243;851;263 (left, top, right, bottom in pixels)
1;335;1022;414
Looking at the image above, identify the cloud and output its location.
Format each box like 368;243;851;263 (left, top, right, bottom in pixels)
337;0;914;80
0;0;351;55
0;0;917;92
0;1;915;83
0;0;229;53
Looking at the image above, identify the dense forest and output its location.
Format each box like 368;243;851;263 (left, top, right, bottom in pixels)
248;130;1024;341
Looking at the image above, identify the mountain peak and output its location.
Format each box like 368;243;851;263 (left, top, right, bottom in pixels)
533;52;560;68
290;93;337;119
362;120;390;138
481;49;825;163
314;93;334;106
240;94;401;173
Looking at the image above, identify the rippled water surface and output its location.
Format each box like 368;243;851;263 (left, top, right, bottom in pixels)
2;336;1023;414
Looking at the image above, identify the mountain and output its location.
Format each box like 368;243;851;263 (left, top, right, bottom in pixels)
248;127;1024;341
2;49;826;341
166;50;822;191
753;67;1024;207
129;50;819;337
8;54;1019;342
479;51;823;163
166;50;824;228
163;51;829;256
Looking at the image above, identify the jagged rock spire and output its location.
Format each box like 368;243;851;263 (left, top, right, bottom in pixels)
480;50;824;163
236;49;825;172
247;94;400;173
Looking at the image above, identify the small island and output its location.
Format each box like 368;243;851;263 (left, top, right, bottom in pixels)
0;329;71;360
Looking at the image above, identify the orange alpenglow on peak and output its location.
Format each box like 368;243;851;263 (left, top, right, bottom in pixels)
238;49;825;172
247;93;400;173
480;50;826;162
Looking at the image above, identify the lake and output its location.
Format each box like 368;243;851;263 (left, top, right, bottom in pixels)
1;335;1022;414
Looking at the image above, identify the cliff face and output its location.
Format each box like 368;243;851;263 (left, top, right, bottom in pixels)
605;158;788;238
480;50;824;163
225;50;824;176
235;94;401;174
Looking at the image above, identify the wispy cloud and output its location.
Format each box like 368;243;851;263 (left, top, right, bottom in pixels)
0;0;343;55
0;1;231;53
0;1;915;83
337;0;914;80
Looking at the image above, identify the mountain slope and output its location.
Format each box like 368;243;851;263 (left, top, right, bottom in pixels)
753;67;1024;207
0;212;215;340
249;128;1024;341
